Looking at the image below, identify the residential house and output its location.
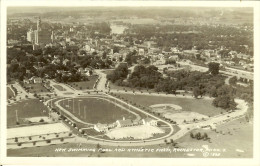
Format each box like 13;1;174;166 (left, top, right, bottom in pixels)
11;58;18;64
23;78;30;84
171;47;180;53
51;58;61;64
63;59;70;66
169;55;179;61
228;51;237;58
239;60;247;66
33;77;43;84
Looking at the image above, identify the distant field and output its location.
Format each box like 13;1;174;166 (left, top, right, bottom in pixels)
59;97;137;124
7;99;49;127
176;118;253;158
67;76;98;90
7;87;15;99
53;85;66;91
112;18;161;25
115;94;224;117
24;83;49;93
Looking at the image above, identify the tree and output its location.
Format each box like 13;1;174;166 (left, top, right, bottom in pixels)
203;133;208;140
195;132;201;140
107;63;128;83
113;46;120;54
209;86;217;97
229;76;237;85
190;132;194;138
193;87;201;98
102;52;107;59
213;95;237;110
208;62;220;75
96;143;101;150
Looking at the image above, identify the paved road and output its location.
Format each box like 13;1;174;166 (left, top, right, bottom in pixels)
224;75;232;85
7;83;34;105
48;80;77;95
95;70;107;91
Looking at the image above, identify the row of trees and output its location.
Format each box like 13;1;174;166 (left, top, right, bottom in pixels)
127;65;161;89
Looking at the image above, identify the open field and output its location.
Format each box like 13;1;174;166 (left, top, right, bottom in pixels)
7;123;69;139
109;82;156;93
53;84;66;91
59;97;137;124
116;94;224;117
151;104;208;123
7;99;49;127
176;117;253;158
7;87;15;99
67;76;98;90
23;83;49;93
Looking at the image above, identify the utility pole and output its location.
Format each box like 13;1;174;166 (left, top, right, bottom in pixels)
68;98;70;109
73;98;75;113
84;106;86;119
15;110;19;122
78;102;80;116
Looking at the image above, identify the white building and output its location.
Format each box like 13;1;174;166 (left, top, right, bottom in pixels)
94;123;108;132
27;28;35;43
142;118;157;126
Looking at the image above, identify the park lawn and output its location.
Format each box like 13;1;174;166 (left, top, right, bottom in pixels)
7;87;15;99
7;99;49;127
176;117;253;158
24;83;49;93
108;81;156;93
115;94;224;117
59;97;137;124
53;85;66;91
67;75;98;90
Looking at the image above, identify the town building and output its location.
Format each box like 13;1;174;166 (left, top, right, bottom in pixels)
116;119;133;128
32;77;43;84
142;117;157;126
